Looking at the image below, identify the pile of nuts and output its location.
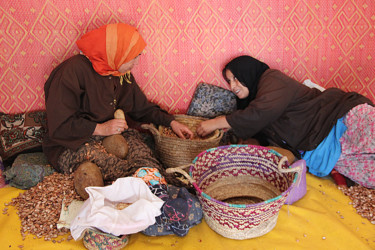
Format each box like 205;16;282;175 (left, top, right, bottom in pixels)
161;127;212;140
339;185;375;224
3;172;82;241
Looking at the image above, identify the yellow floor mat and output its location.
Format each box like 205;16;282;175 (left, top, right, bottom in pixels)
0;173;374;250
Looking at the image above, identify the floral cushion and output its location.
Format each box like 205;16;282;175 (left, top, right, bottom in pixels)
0;110;47;161
187;82;237;118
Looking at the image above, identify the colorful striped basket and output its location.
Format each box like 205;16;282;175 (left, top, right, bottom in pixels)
167;144;303;240
82;228;130;250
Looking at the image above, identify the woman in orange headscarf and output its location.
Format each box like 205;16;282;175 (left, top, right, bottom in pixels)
43;23;193;198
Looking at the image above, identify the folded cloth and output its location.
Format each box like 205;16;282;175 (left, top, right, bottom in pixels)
143;185;203;237
70;177;164;240
57;200;84;230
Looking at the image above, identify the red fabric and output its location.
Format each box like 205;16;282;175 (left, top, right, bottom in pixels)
331;169;347;187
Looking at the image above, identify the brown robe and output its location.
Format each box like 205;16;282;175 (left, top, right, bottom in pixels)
43;55;174;170
226;69;373;154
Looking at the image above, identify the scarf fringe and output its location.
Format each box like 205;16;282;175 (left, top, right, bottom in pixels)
119;72;132;85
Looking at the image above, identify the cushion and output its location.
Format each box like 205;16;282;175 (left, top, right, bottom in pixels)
0;110;47;161
4;152;55;189
187;82;237;118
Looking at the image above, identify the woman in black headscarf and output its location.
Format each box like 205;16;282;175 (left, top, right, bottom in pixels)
196;55;375;189
222;55;269;110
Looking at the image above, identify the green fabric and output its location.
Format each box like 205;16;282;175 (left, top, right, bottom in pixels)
4;152;55;189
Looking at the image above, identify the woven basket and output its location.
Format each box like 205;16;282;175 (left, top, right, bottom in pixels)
141;115;223;168
167;145;303;240
82;228;129;250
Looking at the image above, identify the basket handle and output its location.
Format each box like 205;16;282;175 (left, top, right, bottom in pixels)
277;156;304;186
166;164;196;185
141;123;160;136
216;129;224;140
277;156;297;173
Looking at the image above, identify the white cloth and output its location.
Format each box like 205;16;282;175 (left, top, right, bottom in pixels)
302;79;326;92
70;177;164;240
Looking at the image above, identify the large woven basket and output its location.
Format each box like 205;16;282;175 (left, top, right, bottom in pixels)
141;115;223;168
167;145;303;240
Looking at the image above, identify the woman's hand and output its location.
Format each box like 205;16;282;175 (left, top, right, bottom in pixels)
170;120;194;139
196;116;231;137
93;119;128;136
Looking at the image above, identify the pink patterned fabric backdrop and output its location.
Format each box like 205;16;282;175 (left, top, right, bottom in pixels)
1;0;374;114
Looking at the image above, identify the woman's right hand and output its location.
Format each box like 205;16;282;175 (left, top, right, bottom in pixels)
93;119;128;136
196;116;231;137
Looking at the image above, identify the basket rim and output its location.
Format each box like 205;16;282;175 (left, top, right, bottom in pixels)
156;128;223;142
162;114;223;142
189;144;298;208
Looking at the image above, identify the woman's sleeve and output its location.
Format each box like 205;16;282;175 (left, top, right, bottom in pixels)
45;65;97;150
226;80;295;139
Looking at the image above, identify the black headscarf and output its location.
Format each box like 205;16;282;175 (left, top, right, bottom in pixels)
222;55;269;109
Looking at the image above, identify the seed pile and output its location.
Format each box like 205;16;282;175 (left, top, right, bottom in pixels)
339;185;375;224
4;172;82;241
161;127;213;140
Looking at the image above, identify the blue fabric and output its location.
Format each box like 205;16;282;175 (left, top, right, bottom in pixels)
143;185;203;237
302;117;347;177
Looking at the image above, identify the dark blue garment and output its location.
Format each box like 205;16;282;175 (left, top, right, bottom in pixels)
143;185;203;237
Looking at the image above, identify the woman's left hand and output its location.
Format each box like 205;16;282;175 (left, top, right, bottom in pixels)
170;120;194;139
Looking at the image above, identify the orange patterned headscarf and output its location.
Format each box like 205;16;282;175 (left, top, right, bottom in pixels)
76;23;146;78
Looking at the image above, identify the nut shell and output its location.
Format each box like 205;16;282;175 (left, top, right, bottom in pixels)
114;109;125;120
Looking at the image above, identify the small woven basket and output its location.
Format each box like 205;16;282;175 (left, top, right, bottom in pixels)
167;145;303;240
82;228;129;250
141;115;223;168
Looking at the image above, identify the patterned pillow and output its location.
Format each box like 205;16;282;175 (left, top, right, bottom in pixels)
0;110;47;161
187;82;237;118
